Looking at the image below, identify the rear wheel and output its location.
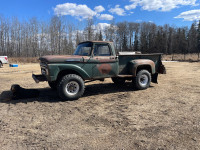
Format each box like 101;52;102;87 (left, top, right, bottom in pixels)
57;74;85;100
0;62;2;68
133;70;151;90
48;81;57;90
112;77;125;85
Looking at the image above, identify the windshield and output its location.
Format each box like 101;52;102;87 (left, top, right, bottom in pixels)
73;42;92;56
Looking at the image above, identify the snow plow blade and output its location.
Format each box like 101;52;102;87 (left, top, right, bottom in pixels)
32;74;47;83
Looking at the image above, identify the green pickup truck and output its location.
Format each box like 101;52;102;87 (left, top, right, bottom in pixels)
33;41;166;100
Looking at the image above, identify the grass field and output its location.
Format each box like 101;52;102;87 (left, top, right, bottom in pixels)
0;62;200;149
163;54;200;62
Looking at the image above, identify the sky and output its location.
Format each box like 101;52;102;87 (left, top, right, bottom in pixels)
0;0;200;28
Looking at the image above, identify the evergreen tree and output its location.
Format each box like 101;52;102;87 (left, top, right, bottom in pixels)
122;34;128;50
98;30;103;41
188;22;197;53
134;33;139;51
140;31;148;53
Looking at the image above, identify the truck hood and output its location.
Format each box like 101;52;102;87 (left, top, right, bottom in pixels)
39;55;88;63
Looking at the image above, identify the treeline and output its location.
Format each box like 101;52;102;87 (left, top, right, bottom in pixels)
0;15;200;58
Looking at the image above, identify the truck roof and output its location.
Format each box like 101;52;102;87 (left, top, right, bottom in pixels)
79;41;113;44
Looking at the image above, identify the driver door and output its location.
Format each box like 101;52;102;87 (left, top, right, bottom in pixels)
91;43;118;78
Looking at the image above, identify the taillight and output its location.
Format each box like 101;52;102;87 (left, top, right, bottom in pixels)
5;57;7;60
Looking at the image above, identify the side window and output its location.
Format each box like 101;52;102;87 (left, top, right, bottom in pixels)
80;47;91;56
74;43;92;56
94;44;111;56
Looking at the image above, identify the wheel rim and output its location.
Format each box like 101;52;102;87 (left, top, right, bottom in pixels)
65;81;80;96
139;74;148;86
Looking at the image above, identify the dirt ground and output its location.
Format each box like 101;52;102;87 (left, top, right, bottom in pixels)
0;62;200;150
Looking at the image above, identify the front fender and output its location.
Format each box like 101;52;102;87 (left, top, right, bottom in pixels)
48;64;91;81
129;59;155;76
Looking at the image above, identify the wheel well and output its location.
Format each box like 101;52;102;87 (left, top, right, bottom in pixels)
136;65;152;74
56;70;83;82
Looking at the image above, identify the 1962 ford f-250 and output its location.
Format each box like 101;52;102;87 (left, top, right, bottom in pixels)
33;41;166;100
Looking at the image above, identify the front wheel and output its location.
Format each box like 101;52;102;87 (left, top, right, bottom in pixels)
57;74;85;100
0;62;2;68
133;70;151;90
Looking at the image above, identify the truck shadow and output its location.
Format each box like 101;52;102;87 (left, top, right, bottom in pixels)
0;82;154;104
84;82;135;96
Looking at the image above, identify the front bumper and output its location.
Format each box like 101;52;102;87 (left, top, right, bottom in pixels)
32;74;47;83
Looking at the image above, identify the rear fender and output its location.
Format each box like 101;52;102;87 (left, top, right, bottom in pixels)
129;59;155;76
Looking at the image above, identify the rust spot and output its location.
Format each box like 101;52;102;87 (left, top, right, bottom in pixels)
131;59;155;76
94;56;116;63
97;64;112;74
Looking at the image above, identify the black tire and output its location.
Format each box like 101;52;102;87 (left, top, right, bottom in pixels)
133;70;151;90
57;74;85;100
111;77;125;85
0;62;2;68
48;81;57;90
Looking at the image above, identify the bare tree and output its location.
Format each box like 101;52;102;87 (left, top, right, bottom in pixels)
0;14;199;59
0;16;5;55
116;22;128;51
128;22;135;51
197;21;200;60
68;23;74;54
85;18;95;41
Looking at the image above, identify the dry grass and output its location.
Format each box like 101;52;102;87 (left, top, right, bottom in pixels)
0;62;200;149
8;57;39;63
163;54;200;62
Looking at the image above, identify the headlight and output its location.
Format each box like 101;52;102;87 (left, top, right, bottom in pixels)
41;68;48;75
40;61;49;75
